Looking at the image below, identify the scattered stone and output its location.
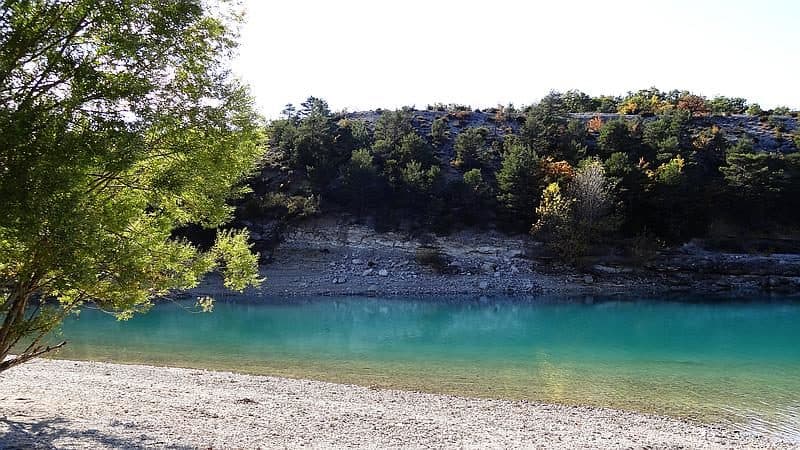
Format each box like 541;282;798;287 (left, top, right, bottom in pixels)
378;269;389;277
583;274;594;284
478;281;489;290
361;269;373;276
332;277;347;284
351;259;363;265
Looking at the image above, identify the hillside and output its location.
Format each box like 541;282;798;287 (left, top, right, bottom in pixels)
233;92;800;269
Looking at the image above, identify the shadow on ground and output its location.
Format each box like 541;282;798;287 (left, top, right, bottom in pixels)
0;416;194;450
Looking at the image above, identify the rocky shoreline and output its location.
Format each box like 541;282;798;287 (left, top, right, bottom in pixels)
192;217;800;300
0;359;792;449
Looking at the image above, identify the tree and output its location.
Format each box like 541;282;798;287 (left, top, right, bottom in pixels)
453;126;490;169
497;139;544;225
531;183;575;254
521;92;568;151
532;161;619;261
597;119;633;158
340;149;383;214
429;116;450;148
0;0;265;372
676;94;709;117
562;90;599;113
642;110;691;162
567;160;620;237
709;96;747;115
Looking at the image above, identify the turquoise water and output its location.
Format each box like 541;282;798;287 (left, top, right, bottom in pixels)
51;296;800;441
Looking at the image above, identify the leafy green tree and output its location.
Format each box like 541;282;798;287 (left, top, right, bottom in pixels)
643;110;691;162
597;119;633;158
402;161;440;193
594;95;620;113
497;139;544;225
746;103;763;116
531;182;575;253
463;168;485;192
340;149;383;214
521;91;569;152
562;90;599;113
429;116;450;148
709;96;747;115
720;138;789;210
453;126;490;168
373;108;414;155
0;0;264;372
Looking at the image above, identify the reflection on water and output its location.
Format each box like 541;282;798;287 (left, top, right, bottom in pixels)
51;295;800;442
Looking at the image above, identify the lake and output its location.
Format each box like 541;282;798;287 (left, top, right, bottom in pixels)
51;295;800;441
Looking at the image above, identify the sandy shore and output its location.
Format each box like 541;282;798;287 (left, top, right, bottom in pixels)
0;359;791;449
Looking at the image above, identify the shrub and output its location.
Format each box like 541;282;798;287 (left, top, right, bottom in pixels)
676;94;710;117
532;161;619;262
463;168;484;192
402;160;440;193
415;246;451;273
652;155;685;185
746;103;763;116
709;96;747;115
429;117;450;147
453;126;490;168
587;115;604;133
597;119;632;157
497;139;544;224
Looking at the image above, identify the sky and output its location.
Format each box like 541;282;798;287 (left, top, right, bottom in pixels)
232;0;800;118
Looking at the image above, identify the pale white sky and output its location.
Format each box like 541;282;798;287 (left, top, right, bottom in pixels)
232;0;800;118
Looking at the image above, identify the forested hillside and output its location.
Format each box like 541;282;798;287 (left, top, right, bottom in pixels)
239;89;800;261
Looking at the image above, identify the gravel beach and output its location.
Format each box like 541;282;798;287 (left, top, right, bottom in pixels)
0;359;791;449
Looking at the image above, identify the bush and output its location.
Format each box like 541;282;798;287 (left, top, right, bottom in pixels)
676;94;709;117
597;119;632;158
532;161;619;262
453;126;490;168
415;246;451;273
429;116;450;147
709;96;747;115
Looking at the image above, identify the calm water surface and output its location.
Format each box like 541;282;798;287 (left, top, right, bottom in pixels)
52;295;800;441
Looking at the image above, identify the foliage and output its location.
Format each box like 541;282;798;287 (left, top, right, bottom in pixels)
262;89;799;257
497;139;544;224
521;92;568;151
429;116;450;148
453;127;490;168
532;161;619;261
746;103;763;116
642;111;690;161
567;160;620;237
401;160;440;193
652;155;685;185
709;96;748;115
676;94;710;117
0;0;265;371
562;90;598;113
597;119;633;158
531;183;576;254
463;168;485;192
414;246;451;273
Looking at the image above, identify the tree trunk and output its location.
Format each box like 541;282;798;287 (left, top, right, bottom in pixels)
0;283;66;374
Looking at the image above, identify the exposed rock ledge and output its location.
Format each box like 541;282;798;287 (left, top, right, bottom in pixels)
193;217;800;299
